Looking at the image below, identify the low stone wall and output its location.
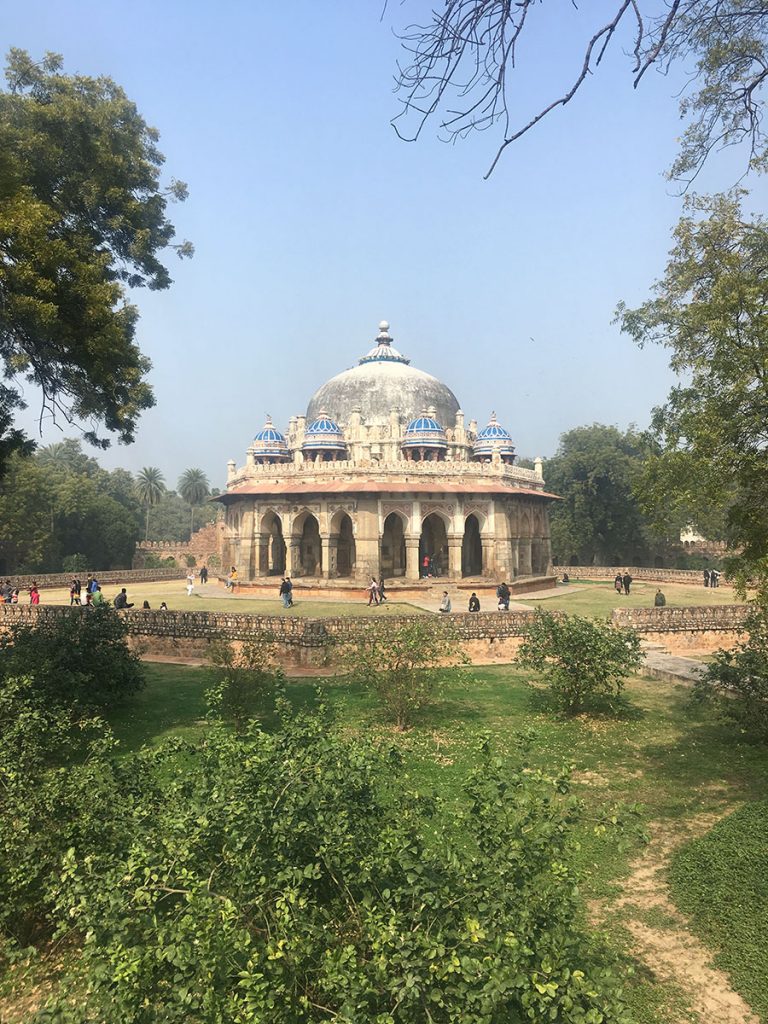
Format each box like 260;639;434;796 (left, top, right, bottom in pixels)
0;568;188;590
561;565;728;584
611;605;748;631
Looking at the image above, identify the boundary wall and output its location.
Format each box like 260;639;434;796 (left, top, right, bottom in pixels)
0;603;750;666
0;568;187;590
559;566;727;584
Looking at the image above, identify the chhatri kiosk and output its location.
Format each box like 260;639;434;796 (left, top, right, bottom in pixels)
217;322;556;592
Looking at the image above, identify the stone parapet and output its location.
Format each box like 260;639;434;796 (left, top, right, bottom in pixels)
560;566;728;584
611;604;748;632
0;568;187;590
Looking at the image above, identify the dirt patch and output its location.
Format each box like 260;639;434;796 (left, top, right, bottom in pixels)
595;810;758;1024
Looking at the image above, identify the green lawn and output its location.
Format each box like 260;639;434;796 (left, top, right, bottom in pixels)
101;661;768;1023
518;578;744;618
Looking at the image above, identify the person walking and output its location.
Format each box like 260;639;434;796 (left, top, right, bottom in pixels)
367;577;379;606
279;577;291;609
377;577;387;603
439;591;452;613
186;572;195;597
285;576;293;607
614;573;623;594
711;568;720;588
622;571;632;595
468;592;480;612
199;565;208;585
421;554;430;578
703;568;710;588
654;589;666;607
69;578;81;606
29;583;40;605
114;588;134;610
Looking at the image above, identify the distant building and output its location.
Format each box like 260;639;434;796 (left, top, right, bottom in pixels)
216;322;556;583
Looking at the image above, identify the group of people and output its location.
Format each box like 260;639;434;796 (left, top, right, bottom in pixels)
0;580;24;604
421;551;445;578
279;577;294;608
704;568;721;588
366;577;388;606
614;572;634;595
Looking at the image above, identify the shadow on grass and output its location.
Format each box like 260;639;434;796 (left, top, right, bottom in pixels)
525;686;646;723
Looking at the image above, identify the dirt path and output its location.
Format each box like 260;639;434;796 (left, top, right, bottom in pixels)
595;810;758;1024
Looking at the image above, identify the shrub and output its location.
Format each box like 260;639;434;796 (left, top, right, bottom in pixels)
0;607;144;711
142;553;178;569
37;714;630;1023
61;553;89;573
694;607;768;739
517;610;644;714
185;553;197;567
206;637;285;731
343;619;468;729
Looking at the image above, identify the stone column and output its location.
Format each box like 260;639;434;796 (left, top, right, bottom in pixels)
405;538;421;581
257;533;270;576
321;535;333;579
286;539;301;578
481;539;494;577
447;536;462;579
542;536;553;573
239;506;256;581
519;538;532;576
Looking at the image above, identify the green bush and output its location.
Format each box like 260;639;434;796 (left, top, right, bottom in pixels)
142;553;178;569
670;801;768;1020
694;608;768;739
517;610;644;714
61;553;89;573
0;607;144;711
34;714;630;1023
343;619;468;729
185;553;197;567
206;637;285;731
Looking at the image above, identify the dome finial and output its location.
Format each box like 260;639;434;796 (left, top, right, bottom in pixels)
377;320;391;344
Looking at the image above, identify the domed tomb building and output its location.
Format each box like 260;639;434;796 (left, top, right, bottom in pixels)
218;323;556;586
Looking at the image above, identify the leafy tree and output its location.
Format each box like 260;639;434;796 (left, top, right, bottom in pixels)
517;610;644;714
39;713;631;1022
135;466;165;541
0;607;144;711
0;48;191;475
617;192;768;591
343;619;468;729
545;424;667;566
391;1;768;182
178;467;210;535
694;608;768;740
0;453;52;571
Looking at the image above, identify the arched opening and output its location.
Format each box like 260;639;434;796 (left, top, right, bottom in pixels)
419;513;448;577
294;513;322;576
334;513;356;577
381;512;406;578
259;511;286;576
461;514;483;577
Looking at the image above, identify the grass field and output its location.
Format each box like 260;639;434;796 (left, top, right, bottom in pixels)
518;578;745;617
98;661;768;1024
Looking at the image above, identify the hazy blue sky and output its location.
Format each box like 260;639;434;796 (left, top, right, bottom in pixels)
4;2;765;489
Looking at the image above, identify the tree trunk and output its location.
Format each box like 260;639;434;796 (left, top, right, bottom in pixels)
145;505;150;542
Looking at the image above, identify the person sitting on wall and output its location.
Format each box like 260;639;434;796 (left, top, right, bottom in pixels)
113;588;134;610
468;592;480;612
142;600;151;610
159;601;169;611
654;589;666;607
562;573;570;584
439;591;452;613
91;586;106;607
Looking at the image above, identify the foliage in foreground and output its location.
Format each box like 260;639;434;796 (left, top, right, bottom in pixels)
517;610;644;714
0;607;144;710
694;608;768;740
343;619;468;729
22;708;629;1023
670;801;768;1021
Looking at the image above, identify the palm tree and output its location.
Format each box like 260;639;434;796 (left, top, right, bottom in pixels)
135;467;166;541
178;468;210;537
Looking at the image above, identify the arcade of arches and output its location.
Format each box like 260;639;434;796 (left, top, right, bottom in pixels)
222;495;553;582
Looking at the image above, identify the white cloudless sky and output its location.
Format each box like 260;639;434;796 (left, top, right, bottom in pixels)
4;1;766;490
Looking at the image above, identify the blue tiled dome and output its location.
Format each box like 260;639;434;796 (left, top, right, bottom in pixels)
302;412;347;452
252;417;290;461
473;413;515;460
402;409;447;449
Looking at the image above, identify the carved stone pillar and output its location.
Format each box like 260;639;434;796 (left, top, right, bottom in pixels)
321;534;333;579
405;538;420;581
481;539;494;577
447;537;462;579
286;539;302;578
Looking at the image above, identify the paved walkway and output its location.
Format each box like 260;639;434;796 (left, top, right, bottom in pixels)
641;642;706;685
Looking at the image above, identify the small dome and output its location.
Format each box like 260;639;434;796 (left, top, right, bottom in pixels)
252;417;290;461
473;413;515;460
402;409;447;450
302;412;346;452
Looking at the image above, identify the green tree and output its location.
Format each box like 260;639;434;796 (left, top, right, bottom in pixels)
135;466;165;542
0;454;52;571
0;48;191;475
517;610;644;714
617;192;768;590
391;1;768;182
544;424;667;566
344;619;468;729
178;467;210;536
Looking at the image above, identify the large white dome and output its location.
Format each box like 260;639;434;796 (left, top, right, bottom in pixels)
305;322;461;428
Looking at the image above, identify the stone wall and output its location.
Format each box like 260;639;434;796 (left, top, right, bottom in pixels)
560;565;729;584
0;568;187;590
611;605;748;631
133;521;224;569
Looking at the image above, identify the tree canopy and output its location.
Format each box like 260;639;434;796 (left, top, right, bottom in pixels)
391;1;768;181
617;191;768;589
0;49;191;475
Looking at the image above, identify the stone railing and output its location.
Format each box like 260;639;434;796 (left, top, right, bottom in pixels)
611;605;749;633
0;568;187;590
557;565;727;584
